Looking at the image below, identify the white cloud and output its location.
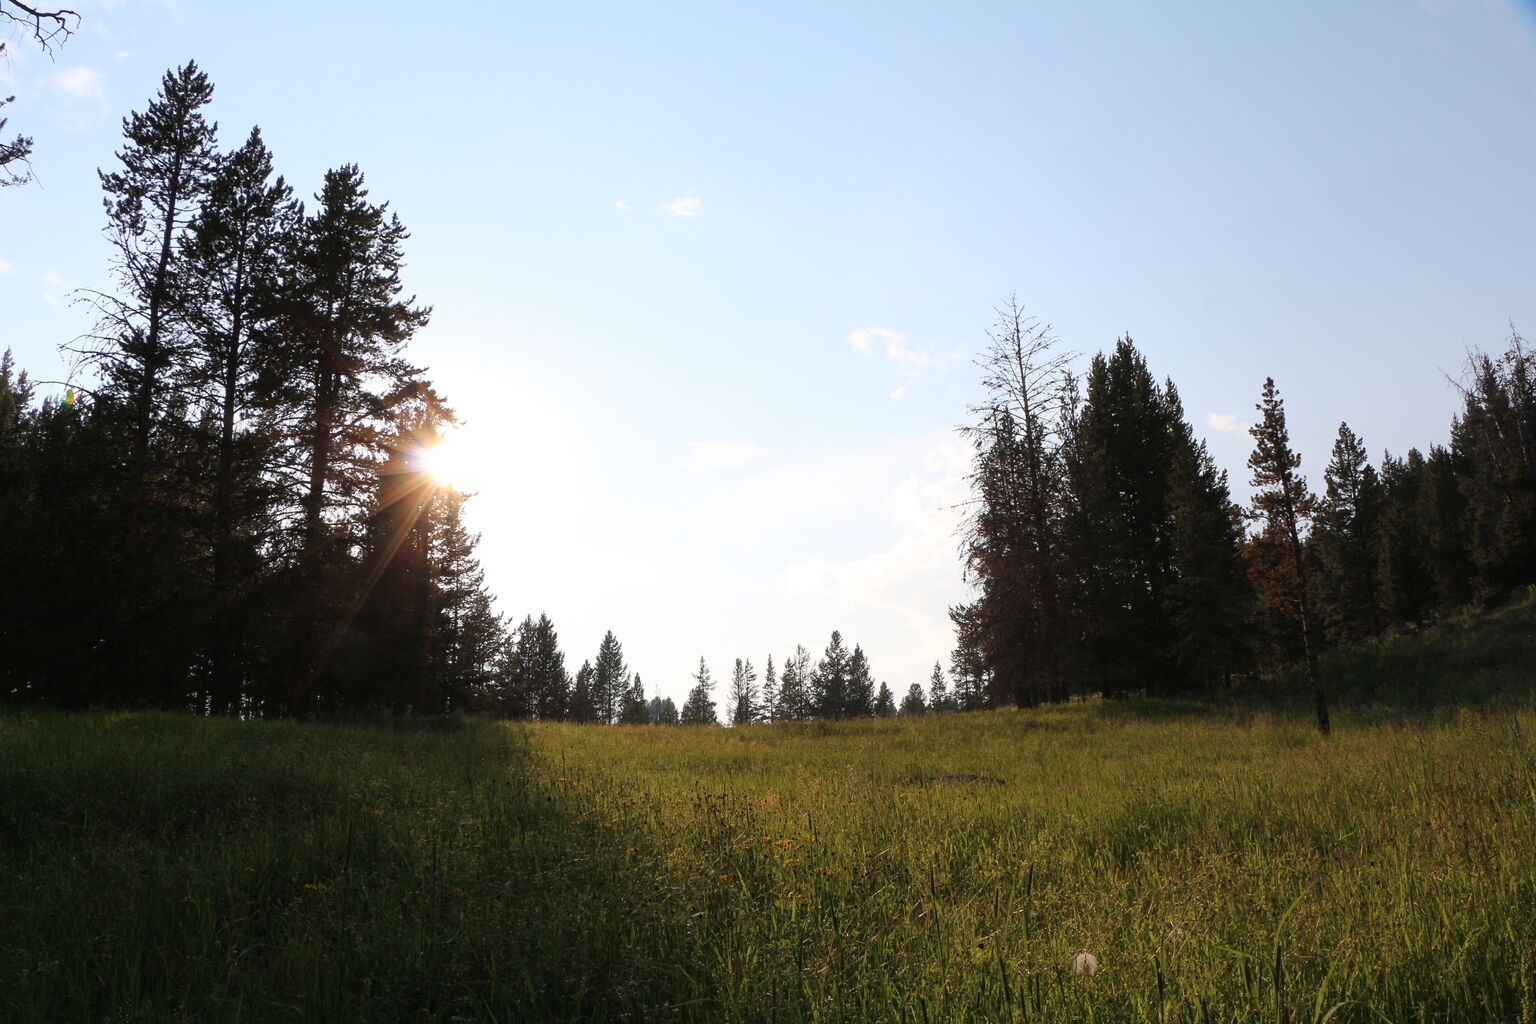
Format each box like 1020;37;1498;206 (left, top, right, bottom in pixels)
661;195;702;218
849;326;894;352
40;267;70;309
1207;412;1248;433
774;435;972;679
48;66;107;111
115;50;131;61
0;259;13;275
613;199;631;212
683;440;770;474
850;326;937;398
849;327;932;369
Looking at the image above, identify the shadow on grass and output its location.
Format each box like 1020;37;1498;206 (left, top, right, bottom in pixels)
1235;598;1536;725
0;713;694;1022
1075;599;1536;730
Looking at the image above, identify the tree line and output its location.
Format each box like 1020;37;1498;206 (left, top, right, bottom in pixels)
952;299;1536;727
477;619;973;727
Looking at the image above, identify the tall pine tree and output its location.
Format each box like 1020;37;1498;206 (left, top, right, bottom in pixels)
1247;378;1329;735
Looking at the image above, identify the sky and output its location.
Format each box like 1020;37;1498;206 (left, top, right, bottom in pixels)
3;1;1534;708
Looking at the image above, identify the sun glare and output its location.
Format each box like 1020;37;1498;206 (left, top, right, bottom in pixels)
420;432;474;488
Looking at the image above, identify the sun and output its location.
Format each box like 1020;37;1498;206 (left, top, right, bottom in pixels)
418;430;474;488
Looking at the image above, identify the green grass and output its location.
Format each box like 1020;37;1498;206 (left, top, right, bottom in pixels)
4;611;1536;1021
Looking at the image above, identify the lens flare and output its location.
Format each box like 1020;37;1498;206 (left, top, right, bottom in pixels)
419;432;473;487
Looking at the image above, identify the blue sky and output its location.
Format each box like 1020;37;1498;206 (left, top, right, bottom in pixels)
3;0;1534;707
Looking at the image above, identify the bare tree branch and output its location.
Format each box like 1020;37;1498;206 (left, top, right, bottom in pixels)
0;2;79;52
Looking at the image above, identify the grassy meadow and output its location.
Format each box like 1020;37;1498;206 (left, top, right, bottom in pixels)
4;614;1536;1021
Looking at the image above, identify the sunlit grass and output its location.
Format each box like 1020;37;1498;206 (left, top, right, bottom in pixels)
531;702;1536;1022
3;678;1535;1020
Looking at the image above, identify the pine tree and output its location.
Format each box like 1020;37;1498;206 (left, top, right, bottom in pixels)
360;417;439;713
729;657;759;726
528;614;570;720
427;486;502;712
647;695;680;725
1312;423;1382;643
928;662;954;713
1376;449;1434;629
760;655;779;723
776;645;812;720
276;163;431;714
680;657;719;726
812;631;852;718
618;673;650;725
1247;377;1329;735
1163;421;1252;695
82;62;219;705
947;603;990;710
846;645;875;717
900;682;927;716
874;682;897;717
179;124;297;713
1450;330;1536;600
958;299;1075;706
1418;445;1472;613
90;62;217;472
592;630;629;725
1065;337;1181;696
568;660;597;724
493;615;538;718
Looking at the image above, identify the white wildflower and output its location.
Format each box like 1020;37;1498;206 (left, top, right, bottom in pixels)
1072;951;1099;976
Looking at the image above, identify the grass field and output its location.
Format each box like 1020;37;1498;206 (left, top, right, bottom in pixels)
3;612;1536;1021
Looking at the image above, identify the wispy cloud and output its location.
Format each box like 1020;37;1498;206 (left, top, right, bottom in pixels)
849;327;932;369
0;259;13;275
613;199;631;212
661;195;702;218
48;66;108;112
850;327;937;399
1207;412;1248;433
40;267;70;309
683;440;770;474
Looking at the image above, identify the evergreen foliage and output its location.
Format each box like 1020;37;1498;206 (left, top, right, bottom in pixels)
899;682;927;716
592;631;629;725
618;673;650;725
846;646;876;718
728;658;758;726
957;299;1075;707
646;695;680;725
680;658;718;726
811;631;853;718
1246;378;1329;734
568;661;597;725
927;663;953;713
759;655;778;723
775;645;813;721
